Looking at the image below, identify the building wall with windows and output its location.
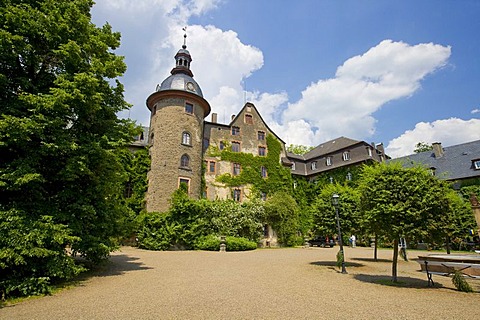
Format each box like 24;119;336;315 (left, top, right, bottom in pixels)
287;136;388;180
202;102;288;201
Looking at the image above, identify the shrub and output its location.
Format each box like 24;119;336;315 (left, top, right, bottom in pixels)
136;212;179;250
226;236;257;251
452;270;473;292
194;235;257;251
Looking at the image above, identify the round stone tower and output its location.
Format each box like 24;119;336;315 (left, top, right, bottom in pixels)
146;38;210;212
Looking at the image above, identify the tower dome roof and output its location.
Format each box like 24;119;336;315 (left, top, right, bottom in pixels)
157;73;204;97
155;32;204;98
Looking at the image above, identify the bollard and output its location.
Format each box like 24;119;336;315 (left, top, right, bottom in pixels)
219;235;226;252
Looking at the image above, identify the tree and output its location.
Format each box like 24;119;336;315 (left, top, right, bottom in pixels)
413;142;433;153
310;183;360;242
358;162;453;282
0;0;134;297
264;191;301;246
287;144;314;155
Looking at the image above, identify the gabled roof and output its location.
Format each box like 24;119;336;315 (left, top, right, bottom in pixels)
303;136;365;160
229;102;286;145
391;139;480;181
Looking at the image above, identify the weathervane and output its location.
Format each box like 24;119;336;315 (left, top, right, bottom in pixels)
182;26;187;49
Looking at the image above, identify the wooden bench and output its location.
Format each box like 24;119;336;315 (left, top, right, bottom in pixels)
416;254;480;287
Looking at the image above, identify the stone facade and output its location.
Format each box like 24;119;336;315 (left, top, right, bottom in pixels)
203;102;287;201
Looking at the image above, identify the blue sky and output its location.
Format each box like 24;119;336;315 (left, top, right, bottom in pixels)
92;0;480;157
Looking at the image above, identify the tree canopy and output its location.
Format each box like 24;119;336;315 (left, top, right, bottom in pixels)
0;0;135;298
357;162;457;281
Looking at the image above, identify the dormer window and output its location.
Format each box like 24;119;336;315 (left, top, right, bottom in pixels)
473;159;480;170
343;151;351;161
311;161;317;170
326;157;332;166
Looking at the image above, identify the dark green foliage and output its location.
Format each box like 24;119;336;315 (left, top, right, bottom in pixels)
336;250;344;269
0;210;85;298
194;234;221;251
194;235;257;251
264;192;302;246
136;189;265;250
310;184;360;241
225;236;258;251
413;142;433;153
0;0;134;298
451;270;473;292
136;212;179;251
357;162;457;281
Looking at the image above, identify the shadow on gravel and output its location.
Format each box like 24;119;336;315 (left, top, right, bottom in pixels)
89;254;152;277
351;257;392;263
310;261;364;269
353;274;445;289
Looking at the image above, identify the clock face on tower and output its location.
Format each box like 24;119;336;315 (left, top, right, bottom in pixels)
186;82;195;92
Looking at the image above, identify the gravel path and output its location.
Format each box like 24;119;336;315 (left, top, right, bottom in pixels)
1;246;479;319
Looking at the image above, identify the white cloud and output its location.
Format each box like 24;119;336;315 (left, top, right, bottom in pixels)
281;40;452;146
386;118;480;158
472;108;480;114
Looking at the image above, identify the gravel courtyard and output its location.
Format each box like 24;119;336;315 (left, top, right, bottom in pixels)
1;246;479;319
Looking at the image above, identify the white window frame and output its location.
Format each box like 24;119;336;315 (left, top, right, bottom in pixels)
326;156;332;166
343;151;351;161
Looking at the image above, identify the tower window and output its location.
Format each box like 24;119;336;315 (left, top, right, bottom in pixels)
182;132;191;145
232;126;240;136
185;103;193;114
258;131;265;141
232;142;240;152
179;178;190;193
245;114;253;124
150;133;154;145
209;161;216;173
261;166;267;178
180;154;190;168
233;163;241;176
219;141;225;150
233;189;241;201
203;138;209;149
258;146;266;156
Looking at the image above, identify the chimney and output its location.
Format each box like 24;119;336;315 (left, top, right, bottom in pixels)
211;113;217;123
376;143;385;154
432;142;444;158
231;114;236;121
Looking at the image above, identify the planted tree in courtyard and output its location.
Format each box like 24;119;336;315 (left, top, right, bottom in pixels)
357;162;453;282
310;183;361;241
0;0;134;297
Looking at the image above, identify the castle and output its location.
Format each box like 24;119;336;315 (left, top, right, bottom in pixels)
142;40;388;213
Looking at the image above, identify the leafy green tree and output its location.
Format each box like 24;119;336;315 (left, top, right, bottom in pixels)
0;0;134;297
413;142;433;153
310;183;360;242
264;191;301;246
287;144;314;155
358;162;453;282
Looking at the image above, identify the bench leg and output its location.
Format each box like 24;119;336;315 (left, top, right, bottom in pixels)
425;261;434;287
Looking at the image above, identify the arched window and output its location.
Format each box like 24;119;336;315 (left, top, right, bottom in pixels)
180;154;190;168
182;132;191;145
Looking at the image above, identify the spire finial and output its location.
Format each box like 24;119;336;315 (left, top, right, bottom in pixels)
182;26;187;49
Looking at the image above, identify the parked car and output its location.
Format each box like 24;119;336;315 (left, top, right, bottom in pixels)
308;236;335;248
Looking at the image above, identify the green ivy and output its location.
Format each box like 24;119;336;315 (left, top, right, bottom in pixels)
213;134;293;197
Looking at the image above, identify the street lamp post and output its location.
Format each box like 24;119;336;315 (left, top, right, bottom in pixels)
332;193;347;274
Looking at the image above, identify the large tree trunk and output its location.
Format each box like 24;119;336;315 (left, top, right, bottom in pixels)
374;234;378;261
446;235;451;254
392;238;399;283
